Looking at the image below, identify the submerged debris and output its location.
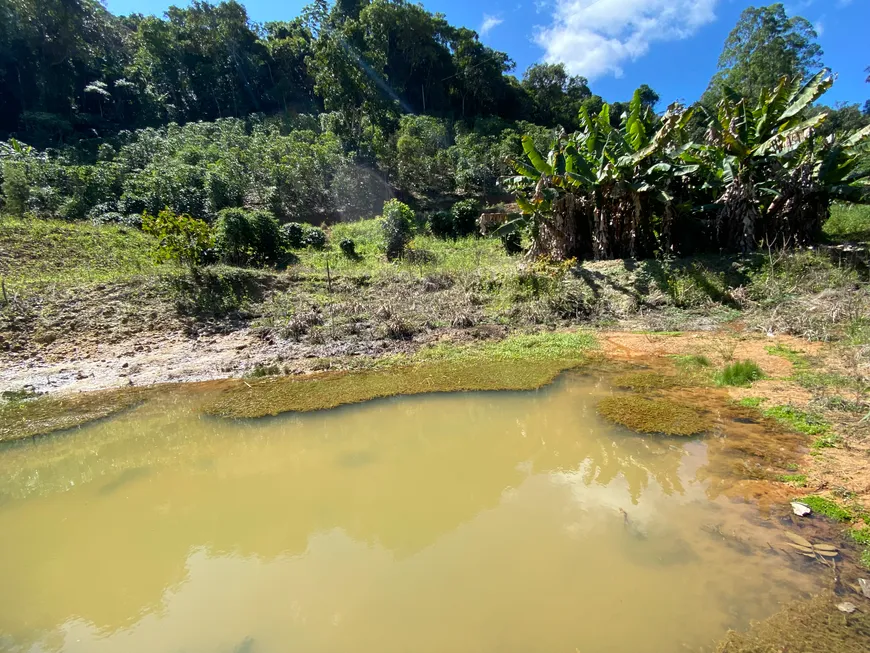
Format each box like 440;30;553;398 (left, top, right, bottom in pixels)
782;531;839;560
597;395;710;436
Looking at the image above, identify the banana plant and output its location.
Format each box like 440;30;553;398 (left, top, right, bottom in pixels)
703;71;835;251
502;88;695;260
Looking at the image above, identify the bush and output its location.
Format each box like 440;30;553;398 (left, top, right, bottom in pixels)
303;225;327;249
716;360;764;387
451;199;481;237
281;222;306;249
2;161;29;217
142;208;213;268
248;210;282;266
339;238;359;259
214;208;255;265
429;210;455;239
380;199;415;261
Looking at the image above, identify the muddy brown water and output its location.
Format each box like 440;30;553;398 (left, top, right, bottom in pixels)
0;372;826;653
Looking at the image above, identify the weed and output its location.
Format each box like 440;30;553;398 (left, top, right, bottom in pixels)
247;363;281;378
671;354;710;368
862;548;870;570
765;343;808;368
716;360;764;387
811;433;841;449
776;474;807;486
737;396;765;408
849;527;870;546
798;495;852;522
597;395;709;436
763;405;830;436
795;371;854;391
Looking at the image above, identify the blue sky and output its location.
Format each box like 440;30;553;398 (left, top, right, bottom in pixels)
107;0;869;108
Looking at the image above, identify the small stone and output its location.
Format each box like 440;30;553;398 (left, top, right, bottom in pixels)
791;502;811;517
859;579;870;599
836;602;857;613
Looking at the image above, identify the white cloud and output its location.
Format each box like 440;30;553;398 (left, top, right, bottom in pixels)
814;20;824;36
534;0;719;80
480;14;504;36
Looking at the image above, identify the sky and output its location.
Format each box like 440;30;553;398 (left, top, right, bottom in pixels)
106;0;870;108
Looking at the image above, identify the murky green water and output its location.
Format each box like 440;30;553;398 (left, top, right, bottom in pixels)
0;373;821;653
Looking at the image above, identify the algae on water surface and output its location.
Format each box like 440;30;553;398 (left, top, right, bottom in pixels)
597;395;710;436
0;388;149;442
204;331;597;418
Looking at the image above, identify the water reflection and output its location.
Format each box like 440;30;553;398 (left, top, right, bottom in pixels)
0;372;820;653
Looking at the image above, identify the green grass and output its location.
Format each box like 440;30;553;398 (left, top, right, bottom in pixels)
824;202;870;243
0;216;163;291
776;473;807;486
849;527;870;546
736;396;766;408
762;405;831;436
862;548;870;570
295;218;514;276
715;360;765;387
794;371;855;391
797;495;852;522
671;354;711;368
765;344;808;368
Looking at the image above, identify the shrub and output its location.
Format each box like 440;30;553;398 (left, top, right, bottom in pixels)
380;199;415;261
90;211;126;226
429;210;455;239
1;161;29;217
281;222;306;249
214;208;255;265
303;225;327;249
142;207;213;268
451;199;481;237
248;210;282;266
715;360;764;387
339;238;359;259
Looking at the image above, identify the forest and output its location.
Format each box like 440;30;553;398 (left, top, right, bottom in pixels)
0;0;868;262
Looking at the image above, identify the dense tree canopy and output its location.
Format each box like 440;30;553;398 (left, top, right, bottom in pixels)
705;3;822;103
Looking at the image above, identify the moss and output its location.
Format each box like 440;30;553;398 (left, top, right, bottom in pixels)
777;474;807;486
715;360;765;387
596;395;710;436
799;495;852;522
611;372;678;391
205;331;597;418
714;590;870;653
763;405;830;436
736;396;766;408
0;388;148;442
862;548;870;570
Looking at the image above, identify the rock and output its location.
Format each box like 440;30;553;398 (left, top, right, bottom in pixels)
837;602;857;613
791;501;811;516
859;579;870;599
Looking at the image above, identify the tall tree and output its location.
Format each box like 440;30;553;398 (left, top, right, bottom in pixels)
705;3;823;104
521;63;590;128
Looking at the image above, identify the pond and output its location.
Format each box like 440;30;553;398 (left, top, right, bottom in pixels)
0;371;823;653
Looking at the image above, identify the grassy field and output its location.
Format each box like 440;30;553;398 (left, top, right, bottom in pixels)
0;216;162;290
824;202;870;243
